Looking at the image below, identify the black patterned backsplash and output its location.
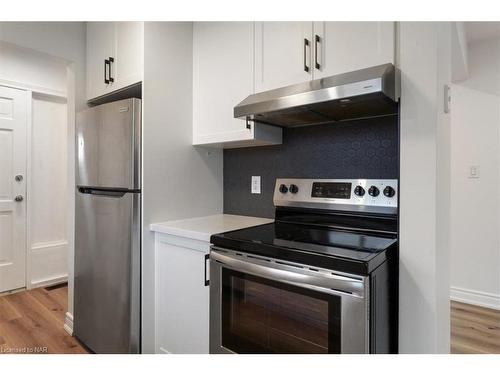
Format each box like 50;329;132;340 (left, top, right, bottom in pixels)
223;115;399;218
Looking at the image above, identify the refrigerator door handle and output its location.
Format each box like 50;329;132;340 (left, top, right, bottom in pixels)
77;186;133;197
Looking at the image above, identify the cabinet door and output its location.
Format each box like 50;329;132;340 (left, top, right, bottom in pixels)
114;22;144;90
193;22;255;145
313;22;395;79
254;22;313;92
156;239;209;354
86;22;115;100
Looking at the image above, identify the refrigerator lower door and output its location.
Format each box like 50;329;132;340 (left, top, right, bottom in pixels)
74;187;140;353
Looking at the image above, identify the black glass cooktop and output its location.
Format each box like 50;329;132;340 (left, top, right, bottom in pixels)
210;222;397;275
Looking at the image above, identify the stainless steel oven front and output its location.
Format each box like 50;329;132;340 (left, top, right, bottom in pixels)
209;247;370;354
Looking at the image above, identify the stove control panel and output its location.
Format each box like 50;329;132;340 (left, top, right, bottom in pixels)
274;179;398;214
311;182;352;199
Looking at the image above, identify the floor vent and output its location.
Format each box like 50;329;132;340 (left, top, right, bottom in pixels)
44;282;68;291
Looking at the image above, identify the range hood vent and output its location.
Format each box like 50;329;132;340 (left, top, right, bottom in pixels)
234;64;399;127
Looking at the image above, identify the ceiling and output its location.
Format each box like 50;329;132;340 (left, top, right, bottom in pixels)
465;22;500;44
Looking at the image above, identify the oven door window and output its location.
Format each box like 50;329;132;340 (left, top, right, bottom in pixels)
221;269;341;354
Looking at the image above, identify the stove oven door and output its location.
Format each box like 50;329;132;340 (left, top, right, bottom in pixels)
209;248;369;354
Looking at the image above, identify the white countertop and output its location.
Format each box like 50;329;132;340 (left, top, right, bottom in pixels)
149;214;274;242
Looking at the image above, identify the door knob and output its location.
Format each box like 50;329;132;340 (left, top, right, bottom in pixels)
14;195;24;202
15;175;23;182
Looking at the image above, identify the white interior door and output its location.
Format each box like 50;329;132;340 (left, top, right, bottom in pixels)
0;86;27;293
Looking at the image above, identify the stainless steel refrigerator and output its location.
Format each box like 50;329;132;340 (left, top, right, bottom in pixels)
74;98;141;353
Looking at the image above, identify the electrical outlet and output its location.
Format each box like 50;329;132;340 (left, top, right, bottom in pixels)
469;165;480;179
251;176;261;194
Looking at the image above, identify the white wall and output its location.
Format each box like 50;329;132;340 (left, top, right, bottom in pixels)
30;94;68;288
0;41;68;95
450;38;500;310
458;38;500;96
0;22;86;110
399;21;451;353
141;22;223;353
451;22;469;83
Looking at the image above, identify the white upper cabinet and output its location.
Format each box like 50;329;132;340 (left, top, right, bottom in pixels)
313;22;395;79
193;21;395;148
254;22;314;93
193;22;282;148
114;22;144;90
86;22;143;101
86;22;115;100
254;22;395;92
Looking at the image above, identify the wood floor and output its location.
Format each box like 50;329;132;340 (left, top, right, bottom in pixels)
1;285;499;354
451;300;500;354
0;284;88;354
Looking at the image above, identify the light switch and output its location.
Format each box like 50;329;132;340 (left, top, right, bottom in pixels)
251;176;261;194
469;165;480;179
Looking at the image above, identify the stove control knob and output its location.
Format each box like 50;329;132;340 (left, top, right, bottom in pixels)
279;184;288;194
368;186;380;197
383;186;395;198
289;184;299;194
354;186;365;197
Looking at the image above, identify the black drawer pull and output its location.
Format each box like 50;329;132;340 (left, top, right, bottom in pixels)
315;34;321;70
303;38;310;73
108;57;115;83
104;59;110;84
204;254;210;286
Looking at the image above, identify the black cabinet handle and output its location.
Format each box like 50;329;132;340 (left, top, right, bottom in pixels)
315;34;321;70
104;59;110;84
303;38;310;72
204;254;210;286
108;57;115;83
246;117;251;130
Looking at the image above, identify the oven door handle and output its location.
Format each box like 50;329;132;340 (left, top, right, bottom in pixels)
210;250;366;298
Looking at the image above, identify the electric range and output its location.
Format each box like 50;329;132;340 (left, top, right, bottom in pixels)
209;178;399;354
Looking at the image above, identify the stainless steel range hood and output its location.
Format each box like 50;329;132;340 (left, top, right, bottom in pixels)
234;64;399;127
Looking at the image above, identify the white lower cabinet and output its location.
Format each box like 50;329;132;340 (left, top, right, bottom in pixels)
155;233;210;354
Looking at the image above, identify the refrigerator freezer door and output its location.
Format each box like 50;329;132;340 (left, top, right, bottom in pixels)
76;98;141;189
74;188;140;353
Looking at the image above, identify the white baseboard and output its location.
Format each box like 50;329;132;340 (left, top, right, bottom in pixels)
29;274;68;290
0;287;26;297
450;286;500;310
29;239;68;290
31;239;68;252
64;312;74;336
